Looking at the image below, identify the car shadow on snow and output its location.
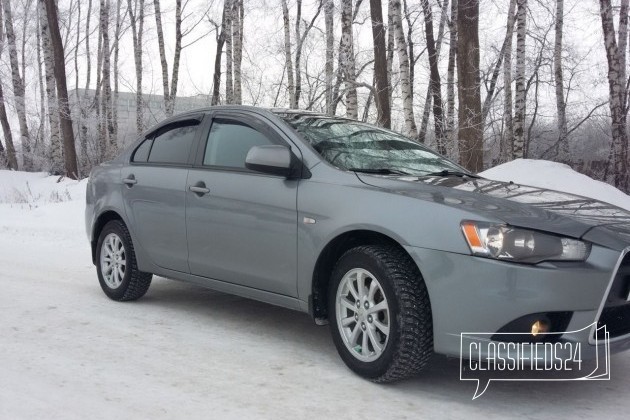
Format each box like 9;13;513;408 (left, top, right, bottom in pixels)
135;277;629;410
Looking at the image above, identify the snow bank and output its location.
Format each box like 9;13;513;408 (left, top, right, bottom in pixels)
479;159;630;212
0;170;87;207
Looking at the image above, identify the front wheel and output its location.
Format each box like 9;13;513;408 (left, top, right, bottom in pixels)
328;245;433;382
96;220;152;301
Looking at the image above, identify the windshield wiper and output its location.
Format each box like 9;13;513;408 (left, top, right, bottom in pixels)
424;169;482;179
348;168;410;175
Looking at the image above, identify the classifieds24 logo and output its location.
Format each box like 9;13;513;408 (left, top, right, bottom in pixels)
460;323;610;399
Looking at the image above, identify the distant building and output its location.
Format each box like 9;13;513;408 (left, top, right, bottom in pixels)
68;89;212;147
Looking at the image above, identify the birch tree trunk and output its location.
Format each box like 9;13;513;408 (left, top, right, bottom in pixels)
80;0;93;172
232;0;243;104
456;0;482;171
402;0;414;99
225;0;234;103
99;0;114;160
386;0;394;108
112;0;123;146
340;0;358;119
554;0;568;157
153;0;170;111
211;3;227;105
0;81;16;169
512;0;527;159
168;0;182;115
446;0;457;150
94;7;103;160
281;0;296;107
370;0;391;128
392;0;417;137
2;0;31;169
153;0;182;116
44;0;79;178
324;0;334;115
37;7;45;159
500;0;516;162
599;0;629;192
619;0;628;112
0;1;17;169
127;0;144;133
39;0;63;174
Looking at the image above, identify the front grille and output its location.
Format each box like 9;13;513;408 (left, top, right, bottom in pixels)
595;253;630;340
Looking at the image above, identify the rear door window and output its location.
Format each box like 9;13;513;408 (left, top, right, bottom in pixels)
147;123;199;165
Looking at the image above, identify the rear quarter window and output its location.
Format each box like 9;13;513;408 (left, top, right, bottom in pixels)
131;139;152;162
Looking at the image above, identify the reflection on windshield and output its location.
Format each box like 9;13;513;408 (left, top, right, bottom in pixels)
277;113;464;176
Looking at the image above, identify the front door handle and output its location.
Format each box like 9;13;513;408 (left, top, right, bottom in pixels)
123;175;137;186
189;184;210;196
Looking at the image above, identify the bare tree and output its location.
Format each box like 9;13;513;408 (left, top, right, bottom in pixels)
446;0;457;149
369;0;391;127
386;0;394;107
233;0;243;104
391;0;417;137
294;0;322;107
0;0;17;169
99;0;114;159
79;0;93;172
421;0;446;153
154;0;182;116
500;0;516;162
210;3;227;105
112;0;124;143
281;0;296;107
512;0;527;159
340;0;358;119
38;0;62;173
551;0;568;158
44;0;79;178
456;0;482;171
599;0;629;191
127;0;145;133
481;1;516;127
324;0;334;114
2;0;31;169
225;0;233;103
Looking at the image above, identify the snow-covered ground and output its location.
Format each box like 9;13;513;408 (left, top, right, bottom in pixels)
1;164;630;419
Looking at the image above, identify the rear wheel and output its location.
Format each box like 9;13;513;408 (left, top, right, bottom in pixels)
96;220;152;301
328;244;433;382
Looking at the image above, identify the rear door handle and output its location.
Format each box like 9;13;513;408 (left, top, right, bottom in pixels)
189;185;210;195
123;175;137;186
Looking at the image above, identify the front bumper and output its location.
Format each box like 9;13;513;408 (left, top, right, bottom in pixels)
404;244;630;358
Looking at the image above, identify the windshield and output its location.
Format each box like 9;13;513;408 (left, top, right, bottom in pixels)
277;113;466;176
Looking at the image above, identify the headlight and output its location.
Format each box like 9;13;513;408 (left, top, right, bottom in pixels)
460;221;591;263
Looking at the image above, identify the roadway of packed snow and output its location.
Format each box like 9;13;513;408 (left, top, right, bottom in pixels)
1;162;630;419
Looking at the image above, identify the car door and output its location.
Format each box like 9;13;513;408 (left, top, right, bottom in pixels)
186;112;299;297
122;116;204;273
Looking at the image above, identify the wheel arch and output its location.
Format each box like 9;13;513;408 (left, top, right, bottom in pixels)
309;229;428;321
91;210;125;264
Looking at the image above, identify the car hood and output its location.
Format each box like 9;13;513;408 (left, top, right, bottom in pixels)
356;173;630;249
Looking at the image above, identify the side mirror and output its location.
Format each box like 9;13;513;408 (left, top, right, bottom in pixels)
245;145;298;178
